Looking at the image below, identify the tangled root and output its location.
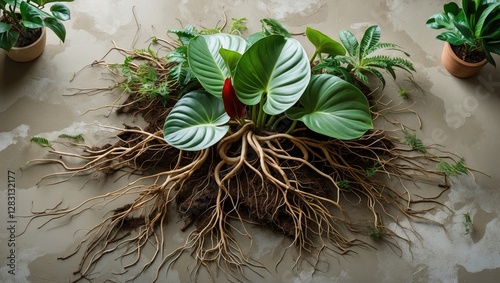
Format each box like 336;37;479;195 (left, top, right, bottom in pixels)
24;112;454;282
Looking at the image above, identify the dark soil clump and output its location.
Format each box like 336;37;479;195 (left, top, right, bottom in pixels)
451;44;486;63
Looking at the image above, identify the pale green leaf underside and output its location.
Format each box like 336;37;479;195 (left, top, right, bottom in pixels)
286;74;373;140
188;34;248;98
163;91;230;151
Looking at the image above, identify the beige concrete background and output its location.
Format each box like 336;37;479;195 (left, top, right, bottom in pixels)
1;0;500;282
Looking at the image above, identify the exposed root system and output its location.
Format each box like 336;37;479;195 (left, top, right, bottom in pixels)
23;45;458;282
25;108;454;282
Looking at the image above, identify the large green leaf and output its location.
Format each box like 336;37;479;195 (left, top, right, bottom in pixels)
0;26;18;51
286;74;373;140
306;26;346;57
51;3;71;21
20;1;44;29
233;35;310;115
475;2;500;37
163;91;230;151
188;34;248;98
0;22;10;33
44;17;66;42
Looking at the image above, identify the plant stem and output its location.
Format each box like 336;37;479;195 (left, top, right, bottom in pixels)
251;104;258;124
309;51;318;65
8;0;28;38
285;120;298;134
270;115;287;131
255;99;267;132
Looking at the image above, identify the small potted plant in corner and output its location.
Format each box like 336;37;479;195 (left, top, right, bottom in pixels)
0;0;73;62
426;0;500;78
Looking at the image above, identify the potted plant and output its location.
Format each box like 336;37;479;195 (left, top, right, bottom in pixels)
426;0;500;78
0;0;73;62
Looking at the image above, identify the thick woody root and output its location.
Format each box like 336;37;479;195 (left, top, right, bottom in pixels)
24;120;452;282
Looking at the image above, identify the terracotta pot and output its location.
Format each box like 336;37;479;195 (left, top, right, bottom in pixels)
441;42;487;78
6;28;47;63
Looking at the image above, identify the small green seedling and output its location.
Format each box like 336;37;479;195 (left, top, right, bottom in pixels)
59;134;85;142
228;17;248;35
404;131;427;153
464;212;473;235
336;180;350;190
368;225;384;240
30;137;53;149
437;158;468;176
365;165;379;177
398;88;411;99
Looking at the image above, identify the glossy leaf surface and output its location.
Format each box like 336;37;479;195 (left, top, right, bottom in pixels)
286;74;373;140
233;35;310;115
188;34;248;98
163;91;230;151
306;26;346;57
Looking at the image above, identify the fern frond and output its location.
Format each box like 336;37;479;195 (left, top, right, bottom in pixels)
388;57;416;72
335;55;356;66
437;158;468;176
58;134;85;142
403;132;427;153
261;18;291;37
313;59;353;82
359;25;381;58
229;17;248;35
30;137;53;149
167;25;199;45
363;67;386;87
366;42;409;56
354;69;369;85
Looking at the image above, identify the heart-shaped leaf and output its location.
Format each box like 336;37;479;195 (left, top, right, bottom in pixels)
51;3;71;21
286;74;373;140
306;26;345;57
233;35;310;115
219;48;242;77
20;1;44;29
163;91;230;151
0;24;18;51
188;34;248;98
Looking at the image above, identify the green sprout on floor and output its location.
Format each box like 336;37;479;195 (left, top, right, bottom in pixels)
365;164;380;177
336;180;350;190
117;52;170;105
464;212;473;235
396;76;424;100
30;137;53;149
437;157;468;176
398;88;411;99
368;225;384;240
59;134;85;142
228;17;248;35
404;131;427;153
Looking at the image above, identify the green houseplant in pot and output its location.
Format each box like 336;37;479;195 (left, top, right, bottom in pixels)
0;0;73;62
426;0;500;78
